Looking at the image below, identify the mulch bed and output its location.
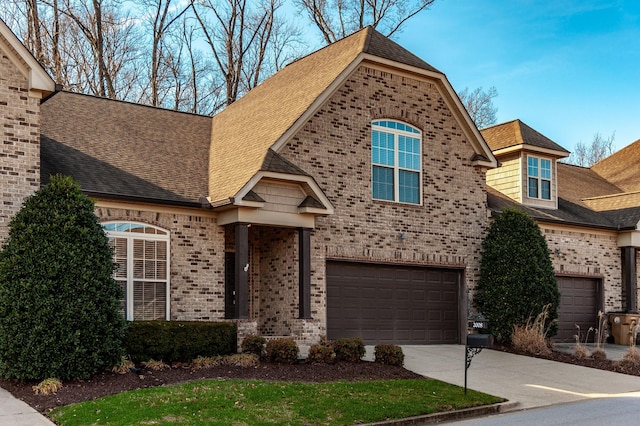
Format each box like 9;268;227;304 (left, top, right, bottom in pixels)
493;344;640;376
0;361;423;414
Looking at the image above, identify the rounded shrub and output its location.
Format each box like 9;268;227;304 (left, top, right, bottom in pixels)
475;208;560;343
307;343;336;364
264;338;299;364
374;344;404;366
241;334;267;357
333;337;365;362
0;175;127;380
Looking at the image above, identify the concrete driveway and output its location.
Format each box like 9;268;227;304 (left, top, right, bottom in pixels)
395;345;640;410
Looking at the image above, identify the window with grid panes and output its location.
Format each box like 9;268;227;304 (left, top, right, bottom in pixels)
371;120;422;204
104;222;169;320
527;156;552;200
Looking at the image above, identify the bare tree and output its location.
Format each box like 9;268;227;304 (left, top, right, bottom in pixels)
191;0;291;110
2;0;301;113
566;132;616;167
457;86;498;129
295;0;436;43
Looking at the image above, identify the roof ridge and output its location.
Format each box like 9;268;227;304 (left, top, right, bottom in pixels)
50;90;213;118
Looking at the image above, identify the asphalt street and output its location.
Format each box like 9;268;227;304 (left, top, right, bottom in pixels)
445;396;640;425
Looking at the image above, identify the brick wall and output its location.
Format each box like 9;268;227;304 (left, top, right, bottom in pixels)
256;227;298;335
542;225;622;311
280;65;490;337
0;50;42;242
95;206;226;320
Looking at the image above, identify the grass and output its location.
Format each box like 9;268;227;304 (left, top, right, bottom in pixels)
49;378;503;426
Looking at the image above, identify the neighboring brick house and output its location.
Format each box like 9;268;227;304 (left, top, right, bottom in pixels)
482;120;640;341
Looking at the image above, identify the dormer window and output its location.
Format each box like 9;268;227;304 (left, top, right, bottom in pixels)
527;156;552;200
371;120;422;204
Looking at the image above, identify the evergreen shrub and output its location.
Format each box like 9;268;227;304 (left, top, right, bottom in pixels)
0;175;127;380
475;208;560;343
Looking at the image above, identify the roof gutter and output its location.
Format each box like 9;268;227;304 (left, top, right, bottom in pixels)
82;190;209;210
489;208;629;231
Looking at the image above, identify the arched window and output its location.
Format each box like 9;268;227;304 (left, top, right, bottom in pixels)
371;120;422;204
103;222;170;321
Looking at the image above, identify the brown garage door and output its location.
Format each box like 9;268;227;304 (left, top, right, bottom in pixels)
556;276;600;342
326;261;461;344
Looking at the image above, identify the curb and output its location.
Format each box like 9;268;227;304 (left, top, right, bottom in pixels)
363;401;520;425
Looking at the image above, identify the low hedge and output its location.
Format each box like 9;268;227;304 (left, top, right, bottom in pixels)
124;321;237;363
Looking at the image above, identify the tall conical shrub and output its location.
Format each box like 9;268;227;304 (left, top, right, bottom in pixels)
0;175;126;380
475;208;560;343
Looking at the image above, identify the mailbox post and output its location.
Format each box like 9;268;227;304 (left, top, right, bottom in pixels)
465;320;492;395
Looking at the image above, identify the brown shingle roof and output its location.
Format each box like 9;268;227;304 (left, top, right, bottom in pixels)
208;26;441;203
482;119;570;155
41;91;211;206
592;138;640;192
557;162;623;207
487;186;619;229
488;162;640;229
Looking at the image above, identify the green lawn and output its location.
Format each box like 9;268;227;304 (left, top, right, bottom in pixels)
50;378;504;426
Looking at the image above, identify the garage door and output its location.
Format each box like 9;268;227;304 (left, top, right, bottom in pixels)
326;261;461;344
556;276;600;342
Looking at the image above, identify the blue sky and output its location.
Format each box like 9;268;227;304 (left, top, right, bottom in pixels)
396;0;640;154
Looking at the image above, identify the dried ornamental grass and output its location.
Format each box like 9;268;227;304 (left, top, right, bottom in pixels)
223;353;260;367
511;305;553;356
32;378;63;395
191;356;224;369
111;356;135;374
141;360;171;371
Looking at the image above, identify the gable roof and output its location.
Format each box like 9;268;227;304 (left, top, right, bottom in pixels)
482;119;570;157
41;91;212;207
0;18;55;96
209;26;496;204
591;138;640;192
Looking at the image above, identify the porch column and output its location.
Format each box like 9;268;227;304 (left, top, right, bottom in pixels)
298;227;312;319
234;223;249;319
622;246;637;313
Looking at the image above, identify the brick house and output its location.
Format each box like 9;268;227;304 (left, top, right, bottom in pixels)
2;17;639;345
482;120;640;341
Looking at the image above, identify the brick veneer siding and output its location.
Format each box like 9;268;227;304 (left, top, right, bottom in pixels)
541;225;622;311
257;227;299;336
0;51;42;243
95;206;225;320
280;65;490;339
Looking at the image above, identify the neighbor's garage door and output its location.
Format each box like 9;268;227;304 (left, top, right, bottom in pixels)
326;262;461;344
556;276;600;342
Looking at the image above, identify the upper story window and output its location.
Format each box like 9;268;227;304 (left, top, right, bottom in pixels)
103;222;170;321
527;156;552;200
371;120;422;204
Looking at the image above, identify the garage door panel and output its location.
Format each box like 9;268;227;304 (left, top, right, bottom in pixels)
556;276;599;342
327;262;461;344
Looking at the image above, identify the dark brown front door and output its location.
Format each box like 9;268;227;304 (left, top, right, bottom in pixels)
326;261;461;344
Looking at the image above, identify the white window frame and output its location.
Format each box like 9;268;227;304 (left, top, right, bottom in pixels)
526;155;552;200
103;221;170;321
371;120;423;205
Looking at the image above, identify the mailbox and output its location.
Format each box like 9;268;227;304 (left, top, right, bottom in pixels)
466;333;493;348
